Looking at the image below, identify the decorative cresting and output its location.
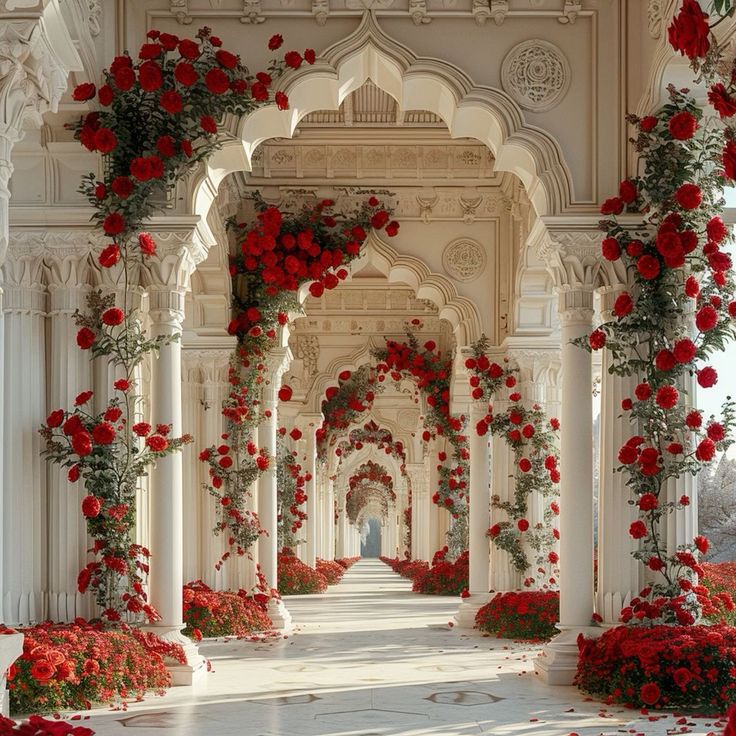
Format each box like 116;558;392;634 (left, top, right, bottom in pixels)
442;238;486;283
190;12;575;242
501;40;571;113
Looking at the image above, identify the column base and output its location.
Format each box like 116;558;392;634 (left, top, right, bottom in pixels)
144;625;207;686
534;626;602;686
0;632;24;716
454;593;490;629
267;597;293;632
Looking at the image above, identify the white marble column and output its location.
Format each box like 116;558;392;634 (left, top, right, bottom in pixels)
336;500;347;558
406;463;428;560
182;352;203;586
456;402;491;627
1;252;47;625
257;347;292;628
46;252;93;622
596;287;640;623
537;288;597;684
300;413;322;568
325;476;336;560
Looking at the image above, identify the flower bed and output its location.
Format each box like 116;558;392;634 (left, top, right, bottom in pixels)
182;580;272;640
380;556;429;579
7;621;184;714
575;624;736;710
336;556;360;569
475;591;559;641
412;551;469;596
278;550;328;595
0;715;94;735
702;562;736;625
316;559;345;585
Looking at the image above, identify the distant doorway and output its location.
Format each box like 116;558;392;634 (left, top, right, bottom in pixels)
361;518;382;558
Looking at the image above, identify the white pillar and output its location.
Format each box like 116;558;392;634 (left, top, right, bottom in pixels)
596;287;640;623
336;501;347;558
46;256;93;622
300;414;321;568
325;476;336;560
182;352;203;586
257;348;292;628
406;463;429;560
536;287;597;685
1;253;47;625
456;403;491;626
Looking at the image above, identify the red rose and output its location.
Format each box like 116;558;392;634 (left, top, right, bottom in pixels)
46;409;65;428
619;179;638;204
268;34;283;50
640;115;658;132
635;382;652;401
103;213;125;235
76;327;96;349
139;61;163;91
73;82;96;101
98;84;114;106
675;182;702;210
205;68;230;94
113;65;135;91
697;366;718;388
488;524;501;537
724;140;736;180
694;535;709;554
178;38;200;59
160;89;183;114
636;254;660;280
654;349;676;372
174;62;198;87
696;437;716;461
278;385;293;402
638;493;658;511
601;237;621;261
708;82;736;118
181;140;192;157
104;406;122;422
102;307;125;326
695;304;718;332
111;175;134;199
685;410;703;429
667;442;684;454
284;51;302;69
371;210;390;229
655;384;679;409
138;232;156;256
304;48;316;65
629;520;648;539
251;82;268;101
600;197;623;215
133;422;151;436
385;220;400;237
309;281;324;298
92;422;116;445
640;682;661;705
685;275;700;297
201;115;217;134
156;135;177;158
729;301;736;318
707;215;728;242
588;329;606;350
68;465;80;482
216;49;238;69
94;128;117;153
98;244;120;270
673;337;696;363
72;431;93;457
517;519;529;532
130;157;153;181
518;458;532;473
146;434;169;452
618;444;638;465
139;42;162;59
613;292;633;318
82;495;102;517
75;390;94;406
275;91;289;110
668;0;710;60
669;110;699;140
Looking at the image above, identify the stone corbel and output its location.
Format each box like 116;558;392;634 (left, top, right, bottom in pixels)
490;0;508;25
471;0;491;25
409;0;431;24
170;0;192;24
558;0;582;24
241;0;265;24
312;0;329;25
459;192;482;224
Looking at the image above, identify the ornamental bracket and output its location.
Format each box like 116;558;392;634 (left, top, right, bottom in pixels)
312;0;329;25
241;0;265;24
490;0;508;25
558;0;582;23
169;0;193;24
471;0;491;25
409;0;431;24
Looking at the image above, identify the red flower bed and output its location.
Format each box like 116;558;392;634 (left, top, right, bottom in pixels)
380;556;429;579
702;562;736;625
182;580;272;640
335;556;360;569
575;624;736;710
316;559;345;585
7;621;184;714
412;550;469;596
278;550;328;595
0;715;94;735
475;591;559;641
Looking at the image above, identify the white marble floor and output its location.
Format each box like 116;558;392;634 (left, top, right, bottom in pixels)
75;560;724;736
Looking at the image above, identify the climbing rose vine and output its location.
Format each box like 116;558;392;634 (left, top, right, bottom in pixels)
201;194;398;562
43;28;307;620
345;460;395;525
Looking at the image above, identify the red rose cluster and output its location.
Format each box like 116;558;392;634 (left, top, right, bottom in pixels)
475;590;559;641
277;549;328;595
411;550;469;596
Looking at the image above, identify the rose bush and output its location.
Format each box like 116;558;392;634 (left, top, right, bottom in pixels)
411;550;469;596
475;591;559;641
7;621;184;714
277;549;328;595
315;559;346;585
335;556;360;569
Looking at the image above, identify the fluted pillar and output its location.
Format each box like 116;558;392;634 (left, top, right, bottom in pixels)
325;476;336;560
456;402;491;627
299;413;321;568
406;463;428;560
1;252;47;624
596;286;640;623
257;347;292;628
46;253;93;622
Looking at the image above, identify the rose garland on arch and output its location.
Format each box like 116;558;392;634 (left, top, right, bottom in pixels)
200;194;399;564
372;328;470;557
345;460;396;525
41;29;310;621
465;337;561;588
576;1;736;627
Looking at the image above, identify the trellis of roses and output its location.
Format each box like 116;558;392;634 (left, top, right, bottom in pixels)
200;194;399;564
577;0;736;626
465;337;561;587
275;437;307;550
372;328;470;557
345;460;395;524
42;29;310;621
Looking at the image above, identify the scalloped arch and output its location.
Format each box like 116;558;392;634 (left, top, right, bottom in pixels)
335;442;406;494
189;12;575;252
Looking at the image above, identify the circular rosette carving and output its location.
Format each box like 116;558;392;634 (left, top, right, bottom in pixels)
442;238;486;282
501;40;570;112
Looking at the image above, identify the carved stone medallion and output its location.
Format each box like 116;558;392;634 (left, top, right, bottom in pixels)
501;40;570;112
442;238;486;282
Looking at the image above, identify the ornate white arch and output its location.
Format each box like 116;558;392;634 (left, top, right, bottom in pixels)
335;443;405;497
188;12;575;258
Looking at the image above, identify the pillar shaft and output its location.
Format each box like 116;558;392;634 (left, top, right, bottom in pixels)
468;404;491;594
